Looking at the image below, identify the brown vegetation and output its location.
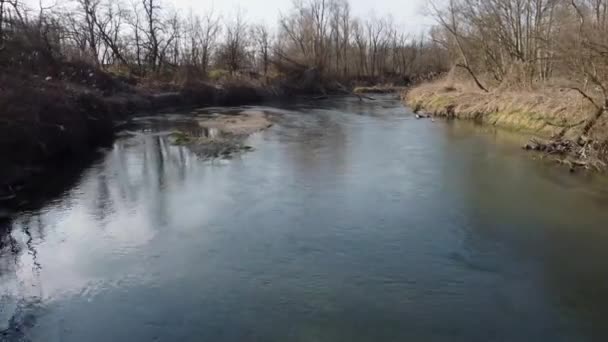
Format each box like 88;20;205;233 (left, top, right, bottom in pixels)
405;0;608;171
406;80;599;137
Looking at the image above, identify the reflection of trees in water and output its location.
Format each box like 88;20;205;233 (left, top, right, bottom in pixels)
1;196;63;322
0;152;103;262
5;214;45;284
0;130;198;312
150;136;168;228
92;174;113;224
21;217;42;273
0;214;45;340
78;133;195;229
0;221;20;275
0;131;201;338
177;145;187;182
0;296;44;340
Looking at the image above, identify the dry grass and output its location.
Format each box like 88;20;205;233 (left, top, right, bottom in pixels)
403;80;605;139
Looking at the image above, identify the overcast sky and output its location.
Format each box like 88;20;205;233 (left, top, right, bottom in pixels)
27;0;434;34
172;0;433;33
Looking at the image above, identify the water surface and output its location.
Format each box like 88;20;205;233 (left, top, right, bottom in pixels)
2;96;608;342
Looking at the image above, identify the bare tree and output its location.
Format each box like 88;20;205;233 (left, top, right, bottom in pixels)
142;0;160;72
199;9;220;76
1;0;448;85
219;10;249;75
429;0;488;91
157;10;179;69
75;0;101;64
95;0;129;66
352;19;367;77
565;0;608;136
251;23;272;77
365;15;385;79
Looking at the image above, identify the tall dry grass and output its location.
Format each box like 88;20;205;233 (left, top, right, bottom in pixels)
404;79;604;139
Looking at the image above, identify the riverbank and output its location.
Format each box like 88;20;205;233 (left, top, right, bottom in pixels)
0;60;373;208
403;81;608;171
0;66;285;208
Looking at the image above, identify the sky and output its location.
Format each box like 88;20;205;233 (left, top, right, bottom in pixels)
172;0;434;33
26;0;435;35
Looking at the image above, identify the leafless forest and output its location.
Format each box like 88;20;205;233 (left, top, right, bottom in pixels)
431;0;608;109
0;0;448;84
404;0;608;170
0;0;606;90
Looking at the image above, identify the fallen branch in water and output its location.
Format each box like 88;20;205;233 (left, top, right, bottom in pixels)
523;138;574;154
525;137;607;172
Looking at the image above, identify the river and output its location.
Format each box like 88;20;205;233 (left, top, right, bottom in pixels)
2;96;608;342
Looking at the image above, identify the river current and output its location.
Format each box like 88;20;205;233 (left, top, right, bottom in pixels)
2;96;608;341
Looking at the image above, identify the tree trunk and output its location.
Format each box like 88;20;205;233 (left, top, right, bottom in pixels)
455;63;489;92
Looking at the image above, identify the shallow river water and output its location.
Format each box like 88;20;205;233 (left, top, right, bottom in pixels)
2;96;608;342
